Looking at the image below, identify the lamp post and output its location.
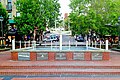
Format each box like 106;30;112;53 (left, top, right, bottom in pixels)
55;16;56;30
118;16;120;46
0;16;4;47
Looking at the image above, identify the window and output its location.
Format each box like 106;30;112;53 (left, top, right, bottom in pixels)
16;12;20;17
8;2;12;6
8;12;12;19
7;3;12;10
8;0;12;3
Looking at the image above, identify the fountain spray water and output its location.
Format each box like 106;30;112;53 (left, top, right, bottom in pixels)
86;41;88;50
51;40;53;50
12;39;15;50
106;40;108;50
25;41;26;48
51;29;72;51
69;40;70;50
100;40;101;49
88;38;90;47
75;41;77;47
95;41;97;48
32;41;36;50
19;41;21;49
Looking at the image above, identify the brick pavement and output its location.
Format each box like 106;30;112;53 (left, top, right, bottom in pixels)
11;78;120;80
0;50;120;80
0;51;120;67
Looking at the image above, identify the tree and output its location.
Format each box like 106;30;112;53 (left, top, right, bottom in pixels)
0;3;9;36
14;0;60;36
69;0;120;36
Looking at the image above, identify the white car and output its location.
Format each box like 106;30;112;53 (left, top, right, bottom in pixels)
43;34;59;42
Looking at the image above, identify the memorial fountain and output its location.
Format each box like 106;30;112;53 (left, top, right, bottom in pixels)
11;30;110;61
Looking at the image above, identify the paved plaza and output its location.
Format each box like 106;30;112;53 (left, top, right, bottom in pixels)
0;50;120;80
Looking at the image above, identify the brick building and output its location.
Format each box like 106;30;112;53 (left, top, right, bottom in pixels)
0;0;19;24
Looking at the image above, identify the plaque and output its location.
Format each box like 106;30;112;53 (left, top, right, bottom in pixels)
18;52;30;61
37;53;48;60
55;53;66;60
73;53;84;60
92;52;102;60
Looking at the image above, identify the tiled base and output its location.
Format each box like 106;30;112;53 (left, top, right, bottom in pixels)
11;51;110;61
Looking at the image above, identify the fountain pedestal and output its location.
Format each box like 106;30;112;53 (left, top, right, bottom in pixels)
11;51;110;61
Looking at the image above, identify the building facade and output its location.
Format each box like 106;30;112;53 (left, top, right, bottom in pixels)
0;0;18;45
0;0;18;22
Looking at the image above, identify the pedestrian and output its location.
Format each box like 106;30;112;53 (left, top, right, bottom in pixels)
6;38;10;46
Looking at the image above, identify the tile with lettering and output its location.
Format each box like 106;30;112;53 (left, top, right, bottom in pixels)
55;53;66;60
18;52;30;61
37;53;48;60
73;53;84;60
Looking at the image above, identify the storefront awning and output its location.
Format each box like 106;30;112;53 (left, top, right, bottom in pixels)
8;20;15;24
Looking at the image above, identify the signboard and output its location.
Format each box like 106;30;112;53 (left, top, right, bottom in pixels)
18;52;30;61
37;53;48;60
91;53;102;60
73;53;84;60
55;53;66;60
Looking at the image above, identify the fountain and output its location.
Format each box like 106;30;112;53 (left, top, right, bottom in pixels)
11;30;110;61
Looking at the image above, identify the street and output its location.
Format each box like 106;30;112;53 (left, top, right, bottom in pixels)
41;35;86;46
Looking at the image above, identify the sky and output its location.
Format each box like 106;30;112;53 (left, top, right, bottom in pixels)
58;0;71;18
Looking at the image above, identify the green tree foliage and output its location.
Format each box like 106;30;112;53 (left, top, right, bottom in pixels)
0;3;8;36
14;0;60;35
69;0;120;36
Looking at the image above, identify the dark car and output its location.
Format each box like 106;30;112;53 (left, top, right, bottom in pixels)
75;35;84;42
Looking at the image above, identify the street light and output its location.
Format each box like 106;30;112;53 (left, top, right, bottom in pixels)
54;10;57;30
0;16;4;47
118;16;120;46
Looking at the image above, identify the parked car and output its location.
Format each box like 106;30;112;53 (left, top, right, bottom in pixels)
75;35;84;42
43;34;59;42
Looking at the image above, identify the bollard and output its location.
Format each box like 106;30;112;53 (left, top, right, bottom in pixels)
95;41;97;48
44;41;46;47
106;40;108;50
12;39;15;50
100;40;101;49
69;40;70;50
86;41;88;50
92;41;93;47
32;41;36;49
19;41;21;49
51;40;52;50
60;34;62;50
25;41;26;48
88;39;90;47
75;41;77;47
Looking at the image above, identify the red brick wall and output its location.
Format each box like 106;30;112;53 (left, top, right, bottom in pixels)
30;52;37;61
103;52;110;60
66;52;73;60
11;52;18;61
48;52;55;61
11;51;110;61
84;52;91;61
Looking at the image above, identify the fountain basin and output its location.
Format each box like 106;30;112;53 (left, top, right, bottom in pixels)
11;46;110;61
